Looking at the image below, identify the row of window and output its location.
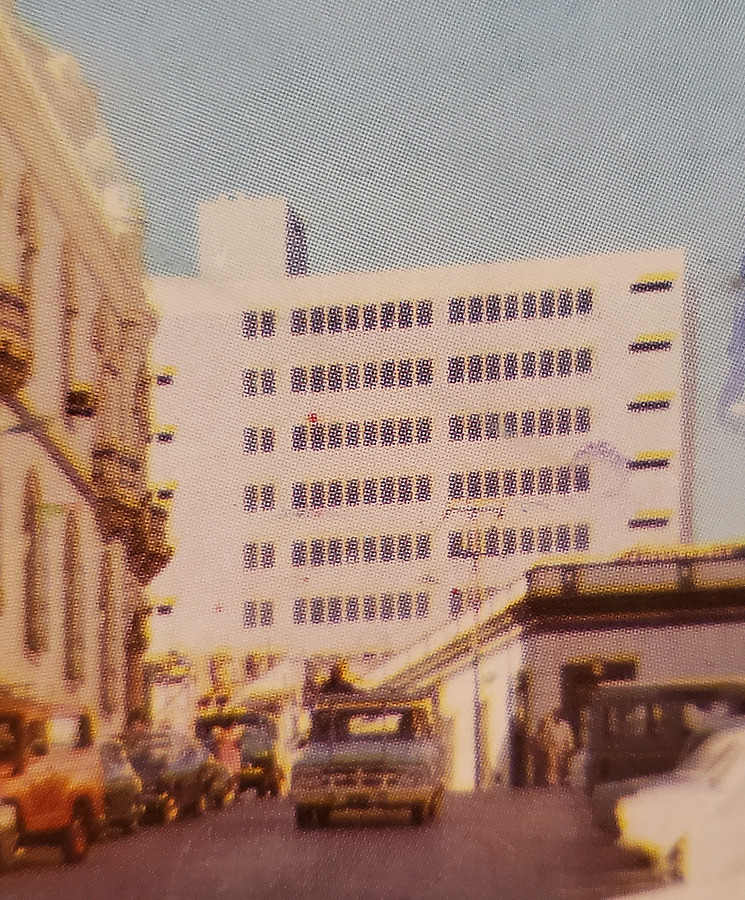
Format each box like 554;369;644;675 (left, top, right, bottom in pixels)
244;484;276;512
291;359;434;393
448;465;590;500
243;543;275;569
449;407;590;441
292;476;432;509
243;600;274;628
448;289;593;324
291;534;432;567
448;523;590;558
291;301;433;334
242;369;276;396
447;347;593;383
242;309;276;339
292;417;432;451
243;427;276;453
293;592;431;625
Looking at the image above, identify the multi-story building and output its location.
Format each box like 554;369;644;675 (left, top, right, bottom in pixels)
0;6;168;728
150;194;692;663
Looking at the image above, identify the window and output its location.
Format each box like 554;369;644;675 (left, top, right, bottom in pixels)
346;421;360;446
261;310;276;337
399;477;413;504
242;369;257;396
505;353;518;380
293;598;307;624
467;471;482;499
243;427;258;454
398;358;413;387
505;294;518;319
310;597;324;624
291;309;307;334
504;412;518;438
398;301;413;328
346;596;360;621
244;485;258;512
399;419;413;444
576;347;593;373
328;481;343;507
62;512;84;682
328;365;343;392
558;290;573;317
557;467;571;494
292;483;307;508
346;364;360;390
449;296;466;323
381;477;395;504
521;469;535;495
261;428;275;452
328;422;343;448
260;600;274;626
448;532;463;558
522;292;536;318
363;305;377;330
485;470;499;497
449;415;465;441
328;540;343;566
556;525;571;552
310;540;325;567
261;370;275;394
448;357;465;383
363;537;377;562
467;414;482;441
416;476;431;502
381;536;395;562
398;593;412;619
328;597;342;622
328;306;343;333
292;542;307;567
242;311;258;339
346;480;360;505
468;355;483;382
363;362;377;388
575;524;590;550
310;307;325;334
485;528;499;556
345;305;359;330
557;408;572;434
381;302;396;329
576;407;591;432
417;300;432;326
310;366;325;392
485;413;499;439
398;535;412;560
416;418;432;443
449;473;464;499
521;352;536;378
576;288;593;314
310;482;325;508
291;368;307;393
502;529;517;555
538;527;553;553
260;544;275;568
416;593;429;618
345;538;359;564
469;295;483;322
363;479;378;504
416;359;433;384
363;420;378;446
292;425;307;451
363;596;377;620
521;528;535;554
486;294;500;322
310;423;325;451
538;468;553;494
539;350;554;378
485;354;500;381
574;465;590;492
557;349;572;376
539;291;554;318
539;409;554;436
381;360;396;387
416;534;431;558
450;590;464;618
243;543;258;569
244;601;257;628
521;410;535;436
503;470;517;496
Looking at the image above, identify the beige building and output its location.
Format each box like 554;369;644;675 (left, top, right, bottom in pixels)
150;195;692;663
0;6;169;731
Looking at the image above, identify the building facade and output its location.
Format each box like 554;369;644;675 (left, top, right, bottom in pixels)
149;196;691;661
0;6;168;730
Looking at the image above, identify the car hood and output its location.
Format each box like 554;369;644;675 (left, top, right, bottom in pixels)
294;739;439;769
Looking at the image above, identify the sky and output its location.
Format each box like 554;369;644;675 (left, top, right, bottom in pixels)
16;0;745;543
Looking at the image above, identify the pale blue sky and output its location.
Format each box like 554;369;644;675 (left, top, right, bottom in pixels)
17;0;745;542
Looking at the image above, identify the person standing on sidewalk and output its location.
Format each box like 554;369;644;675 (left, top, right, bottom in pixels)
537;709;575;786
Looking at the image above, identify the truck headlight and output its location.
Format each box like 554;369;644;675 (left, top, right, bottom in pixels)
0;803;17;831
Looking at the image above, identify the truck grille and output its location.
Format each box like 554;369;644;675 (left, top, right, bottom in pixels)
320;766;399;789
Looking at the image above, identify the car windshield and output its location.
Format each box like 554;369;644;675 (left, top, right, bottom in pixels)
0;716;18;763
310;707;429;743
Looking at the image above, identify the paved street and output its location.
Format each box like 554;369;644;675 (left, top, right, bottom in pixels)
1;790;662;900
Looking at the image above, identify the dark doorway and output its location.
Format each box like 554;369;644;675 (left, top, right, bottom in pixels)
560;657;637;745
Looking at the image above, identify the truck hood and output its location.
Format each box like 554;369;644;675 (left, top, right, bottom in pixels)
294;739;439;769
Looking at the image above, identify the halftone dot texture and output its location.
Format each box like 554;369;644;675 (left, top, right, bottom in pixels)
17;0;745;541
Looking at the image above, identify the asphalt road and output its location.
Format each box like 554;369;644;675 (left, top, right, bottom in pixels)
1;790;662;900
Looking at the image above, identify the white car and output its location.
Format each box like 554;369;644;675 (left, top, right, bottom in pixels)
616;726;745;882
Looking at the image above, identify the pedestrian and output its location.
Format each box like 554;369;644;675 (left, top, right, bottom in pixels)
537;710;575;786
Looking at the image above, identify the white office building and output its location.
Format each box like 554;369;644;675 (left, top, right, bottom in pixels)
148;195;692;662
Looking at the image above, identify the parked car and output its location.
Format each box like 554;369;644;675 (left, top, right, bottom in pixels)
238;714;286;798
124;730;231;823
0;691;105;869
290;695;446;828
615;725;745;882
101;740;145;834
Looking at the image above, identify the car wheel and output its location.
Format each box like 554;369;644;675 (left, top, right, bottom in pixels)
316;807;330;828
410;803;425;826
191;793;207;817
61;807;90;864
294;805;314;829
158;796;179;826
427;791;443;822
215;787;235;810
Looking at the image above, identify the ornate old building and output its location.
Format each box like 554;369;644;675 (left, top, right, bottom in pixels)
0;4;171;730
